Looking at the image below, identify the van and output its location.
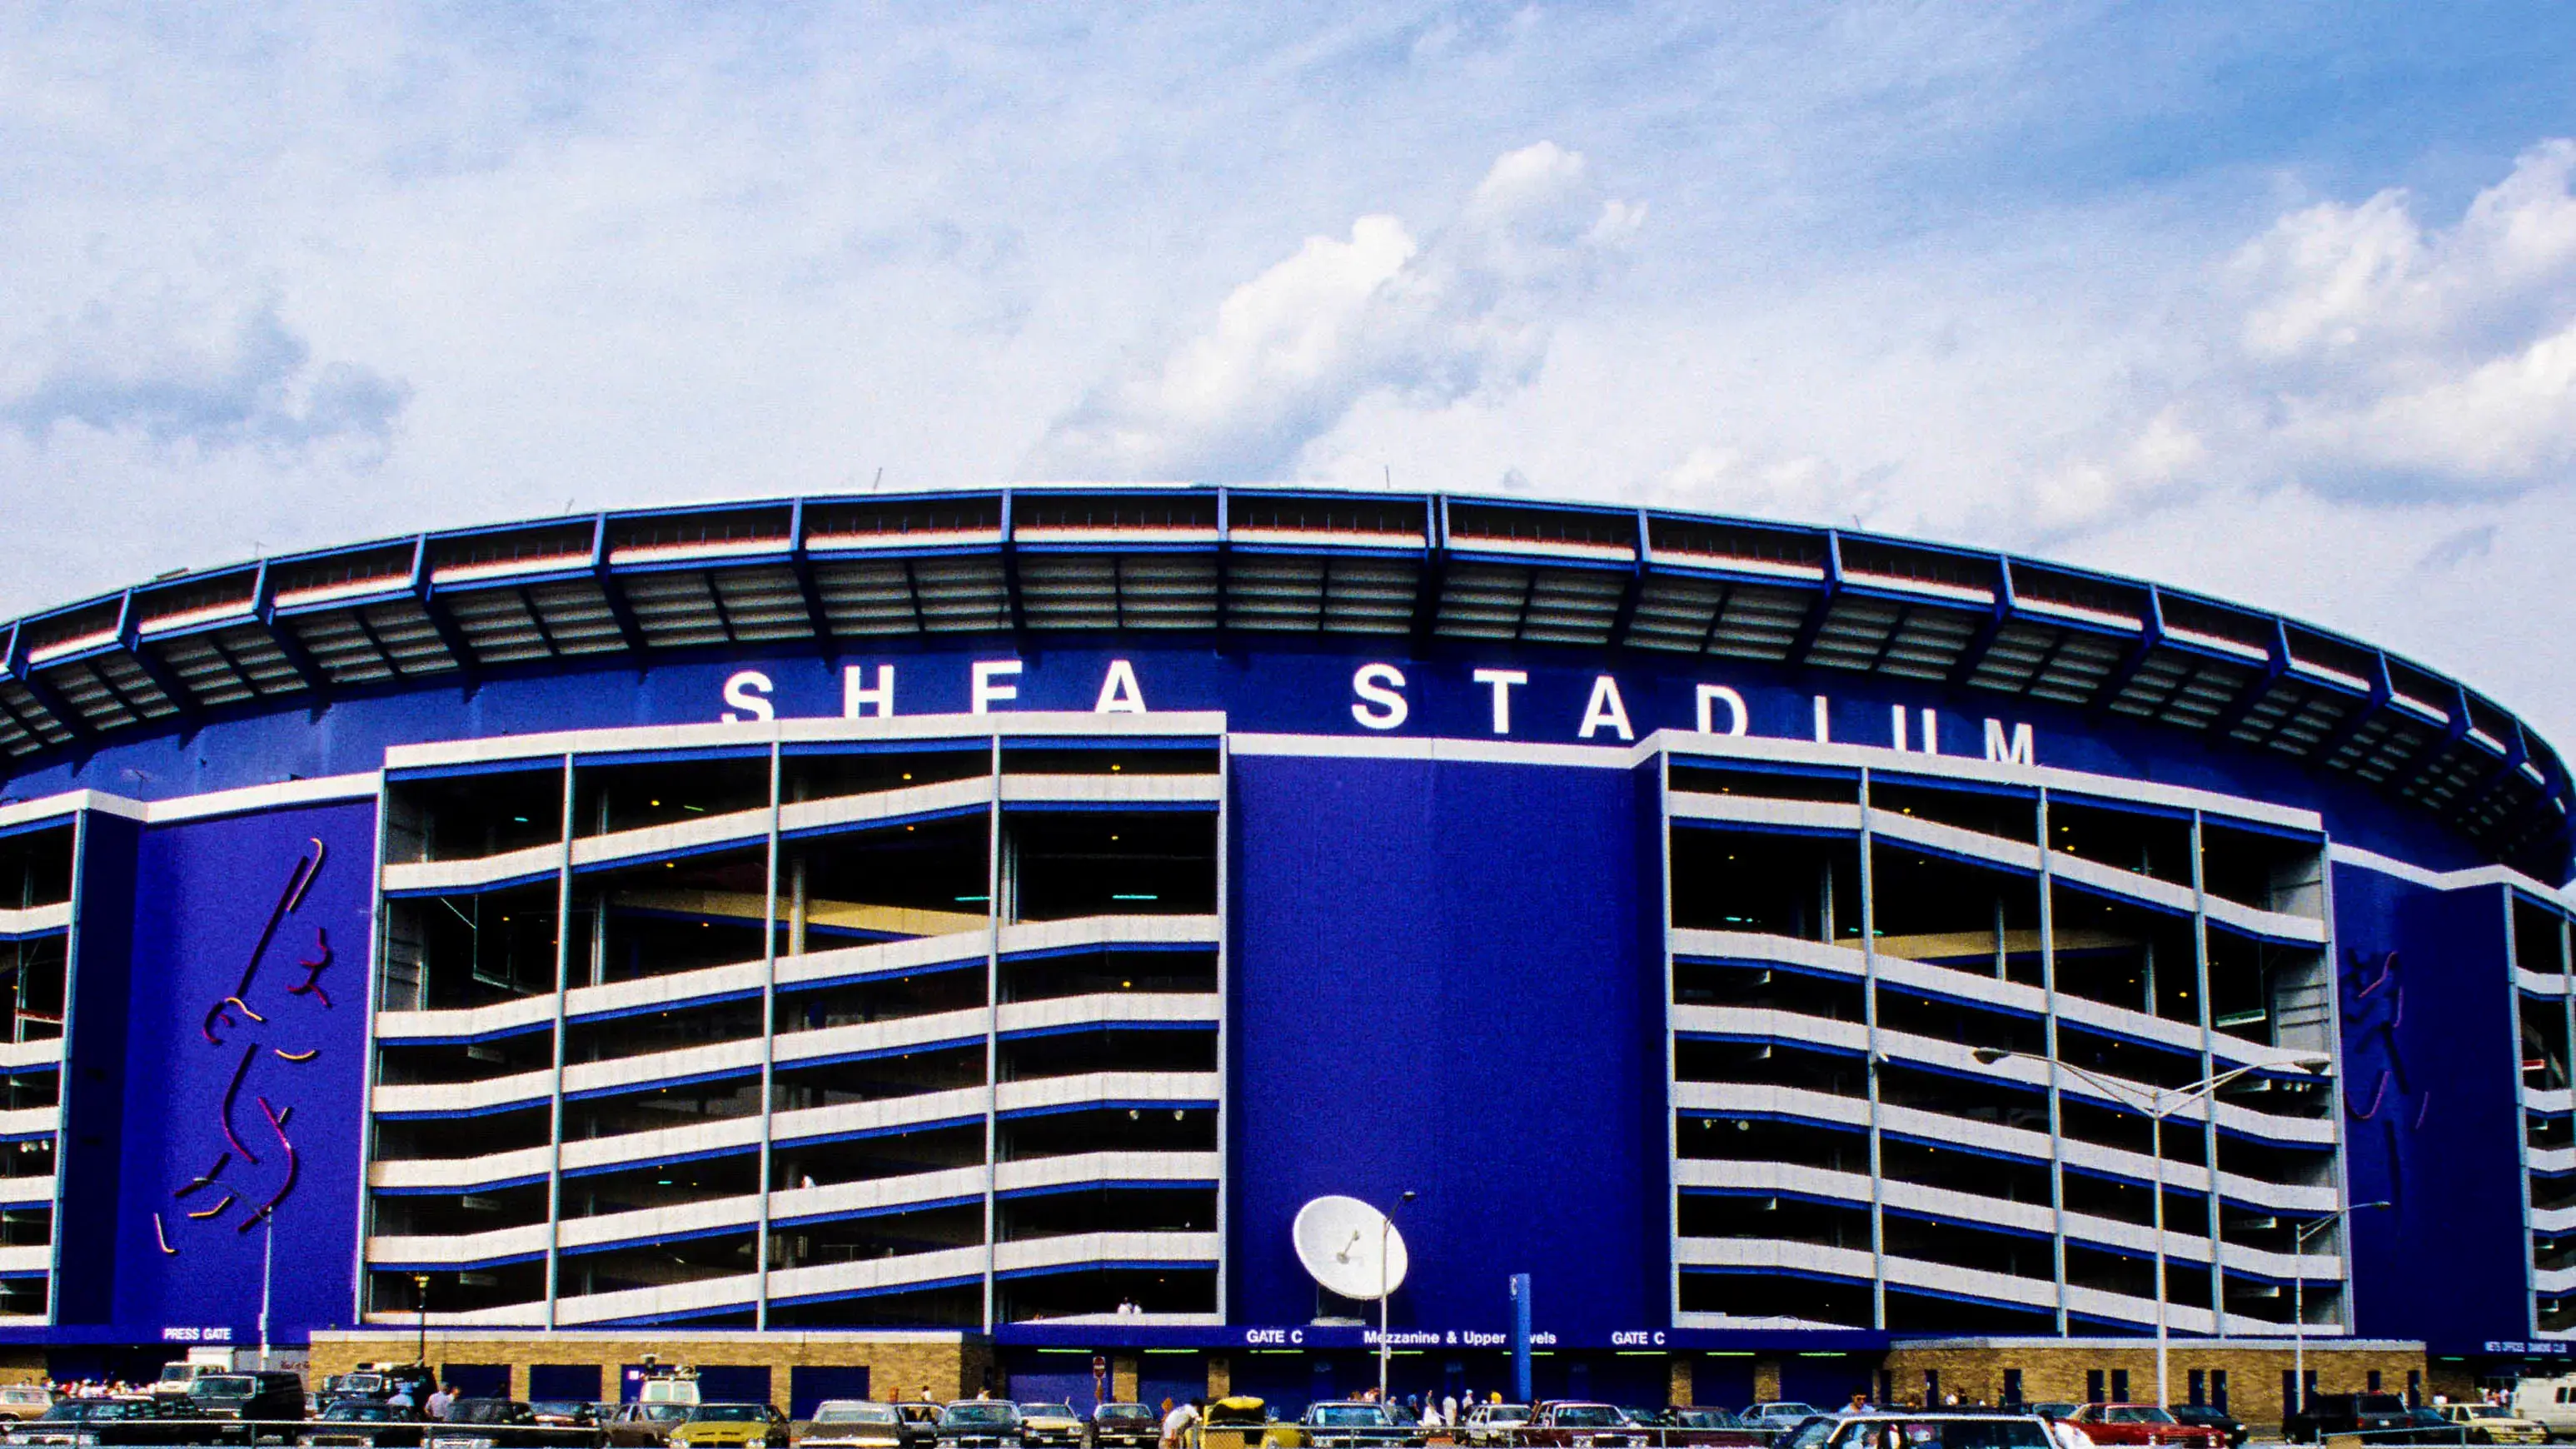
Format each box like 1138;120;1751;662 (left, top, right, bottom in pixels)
2507;1377;2576;1440
187;1371;306;1422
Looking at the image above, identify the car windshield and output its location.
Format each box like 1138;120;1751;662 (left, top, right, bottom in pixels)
1781;1420;1837;1449
1675;1412;1738;1428
326;1403;401;1422
2358;1397;2406;1413
1555;1408;1622;1428
1485;1407;1531;1422
2105;1409;2176;1425
194;1377;254;1397
155;1367;195;1385
694;1406;770;1422
820;1405;902;1424
1313;1407;1389;1427
1836;1422;2052;1449
1099;1407;1155;1422
640;1405;690;1422
1024;1406;1076;1419
944;1405;1019;1426
2470;1408;2512;1420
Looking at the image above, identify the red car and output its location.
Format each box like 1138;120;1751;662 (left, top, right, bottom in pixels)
1522;1404;1648;1449
2059;1405;2225;1449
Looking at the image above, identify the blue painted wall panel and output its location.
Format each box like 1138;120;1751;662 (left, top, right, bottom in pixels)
56;812;142;1325
2332;864;2528;1351
1229;754;1662;1344
103;801;377;1344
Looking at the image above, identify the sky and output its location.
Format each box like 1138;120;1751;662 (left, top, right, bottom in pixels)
5;4;2576;739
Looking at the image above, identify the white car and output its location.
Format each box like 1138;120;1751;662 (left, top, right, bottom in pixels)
805;1402;904;1449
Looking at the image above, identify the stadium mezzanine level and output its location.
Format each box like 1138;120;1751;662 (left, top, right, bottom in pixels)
1661;734;2353;1340
363;712;1226;1332
0;486;2564;881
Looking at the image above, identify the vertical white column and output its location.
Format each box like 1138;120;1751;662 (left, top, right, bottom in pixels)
1213;728;1233;1320
2038;789;2070;1333
1857;768;1884;1329
2190;812;2225;1335
755;736;782;1329
542;753;575;1329
982;734;1004;1335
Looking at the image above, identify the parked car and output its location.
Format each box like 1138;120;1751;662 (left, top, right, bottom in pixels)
301;1400;427;1448
1653;1409;1758;1447
527;1403;599;1430
3;1397;225;1447
1091;1404;1160;1449
937;1402;1028;1449
1198;1399;1288;1449
1020;1406;1084;1449
1280;1403;1411;1449
802;1402;903;1449
1524;1403;1643;1448
604;1402;694;1447
2285;1394;2414;1444
665;1402;790;1449
2393;1410;2469;1445
428;1399;605;1449
1743;1407;1823;1434
2432;1406;2547;1446
189;1372;309;1425
0;1391;50;1423
1462;1406;1532;1448
2056;1405;2222;1449
2164;1408;2244;1448
894;1406;946;1449
1814;1415;2052;1449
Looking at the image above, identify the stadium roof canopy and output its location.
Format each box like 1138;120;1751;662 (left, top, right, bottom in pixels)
4;485;2565;873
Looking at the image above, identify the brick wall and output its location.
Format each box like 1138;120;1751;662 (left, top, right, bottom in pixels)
310;1332;990;1412
1879;1342;2427;1423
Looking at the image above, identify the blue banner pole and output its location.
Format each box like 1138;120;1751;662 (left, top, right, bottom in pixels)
1510;1273;1532;1405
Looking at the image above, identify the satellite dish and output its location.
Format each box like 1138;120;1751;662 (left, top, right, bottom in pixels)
1293;1194;1409;1301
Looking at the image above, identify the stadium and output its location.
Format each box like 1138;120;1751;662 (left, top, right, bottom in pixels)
0;485;2564;1417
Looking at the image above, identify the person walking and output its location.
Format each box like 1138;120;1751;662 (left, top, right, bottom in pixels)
425;1383;456;1421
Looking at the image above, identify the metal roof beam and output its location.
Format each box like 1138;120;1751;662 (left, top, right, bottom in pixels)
1946;560;2017;687
1;626;90;743
251;561;331;695
111;590;196;716
411;540;480;685
999;491;1028;640
2394;685;2479;798
2309;652;2396;769
2206;621;2290;739
1607;507;1648;648
1411;497;1450;645
1785;532;1845;667
2087;586;2166;714
589;518;647;654
786;500;834;653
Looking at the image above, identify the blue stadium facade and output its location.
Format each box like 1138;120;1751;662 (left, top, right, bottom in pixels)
0;486;2565;1403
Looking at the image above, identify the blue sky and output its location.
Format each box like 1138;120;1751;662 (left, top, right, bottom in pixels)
5;4;2576;738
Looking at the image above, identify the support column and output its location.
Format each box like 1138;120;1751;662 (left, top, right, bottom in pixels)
1858;768;1885;1331
2038;789;2069;1334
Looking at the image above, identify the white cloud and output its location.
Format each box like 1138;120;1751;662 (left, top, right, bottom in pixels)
1027;141;1638;479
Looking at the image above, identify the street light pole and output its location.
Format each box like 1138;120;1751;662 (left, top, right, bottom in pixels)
2294;1202;2392;1425
1974;1049;2328;1409
1378;1191;1417;1408
412;1272;430;1367
257;1212;274;1368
